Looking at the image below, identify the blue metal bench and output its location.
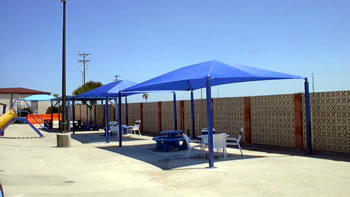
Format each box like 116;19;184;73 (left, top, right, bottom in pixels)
82;121;99;131
153;136;188;152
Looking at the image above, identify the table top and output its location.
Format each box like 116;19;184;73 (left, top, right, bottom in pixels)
160;130;184;135
108;122;127;127
198;134;229;138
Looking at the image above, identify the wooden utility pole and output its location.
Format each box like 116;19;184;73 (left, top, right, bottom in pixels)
78;53;91;85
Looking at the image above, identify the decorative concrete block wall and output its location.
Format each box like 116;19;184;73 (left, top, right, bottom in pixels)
251;94;296;147
70;90;350;154
74;103;115;127
80;104;89;122
303;91;350;153
127;103;140;126
96;105;104;126
161;101;174;131
183;100;193;136
194;99;209;136
142;102;158;133
161;101;181;131
213;97;246;142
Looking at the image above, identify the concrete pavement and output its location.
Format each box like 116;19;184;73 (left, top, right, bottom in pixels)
1;124;350;197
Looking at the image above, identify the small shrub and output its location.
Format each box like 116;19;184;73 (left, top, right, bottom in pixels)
46;106;60;114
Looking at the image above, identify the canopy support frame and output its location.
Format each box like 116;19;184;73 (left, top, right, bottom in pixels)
118;92;123;147
106;95;110;143
173;92;178;130
206;78;215;168
190;90;195;139
304;78;312;154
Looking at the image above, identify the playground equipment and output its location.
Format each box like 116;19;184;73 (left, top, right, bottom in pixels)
0;109;44;138
13;98;50;129
0;109;18;130
0;102;6;115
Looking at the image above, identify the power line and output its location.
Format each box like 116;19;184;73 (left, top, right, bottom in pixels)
78;53;91;85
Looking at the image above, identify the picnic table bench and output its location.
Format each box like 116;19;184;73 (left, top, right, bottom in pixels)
82;121;100;131
153;136;188;152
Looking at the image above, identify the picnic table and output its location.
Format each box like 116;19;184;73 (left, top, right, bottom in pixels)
160;130;183;138
82;121;100;131
153;130;187;152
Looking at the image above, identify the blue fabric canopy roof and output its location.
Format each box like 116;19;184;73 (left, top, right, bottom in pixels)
120;60;311;168
24;94;55;101
77;80;137;98
125;60;303;92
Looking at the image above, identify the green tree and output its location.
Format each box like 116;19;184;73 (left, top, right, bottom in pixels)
73;81;103;95
142;93;149;103
46;106;61;114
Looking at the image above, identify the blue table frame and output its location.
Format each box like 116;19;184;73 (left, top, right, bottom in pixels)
154;130;187;152
82;121;100;131
160;130;183;138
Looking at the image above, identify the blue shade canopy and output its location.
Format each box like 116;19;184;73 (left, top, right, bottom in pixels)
24;94;55;101
125;60;304;92
77;80;137;98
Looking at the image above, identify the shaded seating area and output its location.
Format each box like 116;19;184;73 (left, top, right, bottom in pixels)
50;97;104;132
124;60;312;168
53;59;312;169
98;142;264;171
51;80;138;142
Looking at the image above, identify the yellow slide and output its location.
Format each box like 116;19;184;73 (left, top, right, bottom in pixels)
0;109;18;130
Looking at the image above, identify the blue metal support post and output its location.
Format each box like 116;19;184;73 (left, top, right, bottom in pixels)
304;78;312;155
58;100;61;131
125;97;128;126
25;118;44;137
67;99;71;132
106;95;110;143
118;92;123;147
173;92;178;130
89;101;93;122
50;100;54;129
72;98;75;134
206;78;214;168
190;90;195;138
101;100;104;127
114;99;118;121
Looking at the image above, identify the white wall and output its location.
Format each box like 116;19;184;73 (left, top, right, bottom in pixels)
0;94;11;115
37;101;51;114
0;94;51;115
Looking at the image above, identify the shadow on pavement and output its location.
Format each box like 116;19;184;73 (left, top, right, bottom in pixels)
71;132;146;144
241;143;350;163
98;143;264;170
